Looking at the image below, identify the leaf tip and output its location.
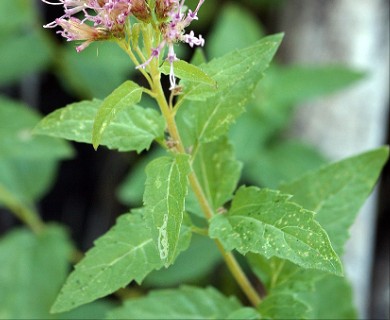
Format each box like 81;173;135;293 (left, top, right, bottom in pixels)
92;142;99;151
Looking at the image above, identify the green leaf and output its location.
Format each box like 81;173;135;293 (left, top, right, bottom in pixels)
248;254;324;293
250;257;357;319
51;212;164;313
207;3;265;58
280;147;389;255
92;81;143;150
243;140;327;188
0;97;73;204
143;154;191;266
117;148;166;206
229;64;364;181
257;291;310;320
209;187;343;275
192;137;242;210
59;42;134;99
60;300;116;320
177;34;283;145
0;30;52;85
190;48;207;66
144;234;221;287
180;34;283;102
160;60;216;86
298;274;358;319
260;65;365;108
0;0;36;35
0;97;73;161
0;226;73;319
34;99;165;153
107;286;258;319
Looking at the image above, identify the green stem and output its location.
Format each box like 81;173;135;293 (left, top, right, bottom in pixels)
150;67;262;307
0;185;44;235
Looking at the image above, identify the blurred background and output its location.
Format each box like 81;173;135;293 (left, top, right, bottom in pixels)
0;0;388;318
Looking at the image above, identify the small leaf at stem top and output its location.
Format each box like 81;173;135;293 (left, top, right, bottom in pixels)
92;80;143;150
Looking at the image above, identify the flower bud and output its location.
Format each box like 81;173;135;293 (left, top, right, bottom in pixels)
155;0;176;21
132;0;152;22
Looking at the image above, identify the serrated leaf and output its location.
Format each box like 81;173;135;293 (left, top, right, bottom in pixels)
280;147;389;255
192;137;242;210
107;286;258;319
92;81;142;150
160;60;216;86
177;34;283;145
209;187;343;275
51;212;165;313
34;99;165;153
257;291;310;320
0;226;73;319
143;154;191;266
180;34;283;102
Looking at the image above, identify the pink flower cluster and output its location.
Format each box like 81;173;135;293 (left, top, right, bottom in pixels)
138;0;205;89
42;0;206;89
43;0;132;52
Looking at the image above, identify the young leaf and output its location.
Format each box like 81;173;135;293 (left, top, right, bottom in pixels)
51;212;165;313
257;291;310;320
0;226;73;318
180;34;283;102
209;186;343;275
107;286;259;319
192;137;242;210
177;34;283;145
92;81;142;150
160;60;216;86
143;154;191;266
34;99;165;153
280;147;389;255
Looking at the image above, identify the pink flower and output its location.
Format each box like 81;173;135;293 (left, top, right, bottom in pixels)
42;0;132;51
54;17;109;52
138;0;206;90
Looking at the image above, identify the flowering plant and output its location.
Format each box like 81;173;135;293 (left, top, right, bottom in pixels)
0;0;388;319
